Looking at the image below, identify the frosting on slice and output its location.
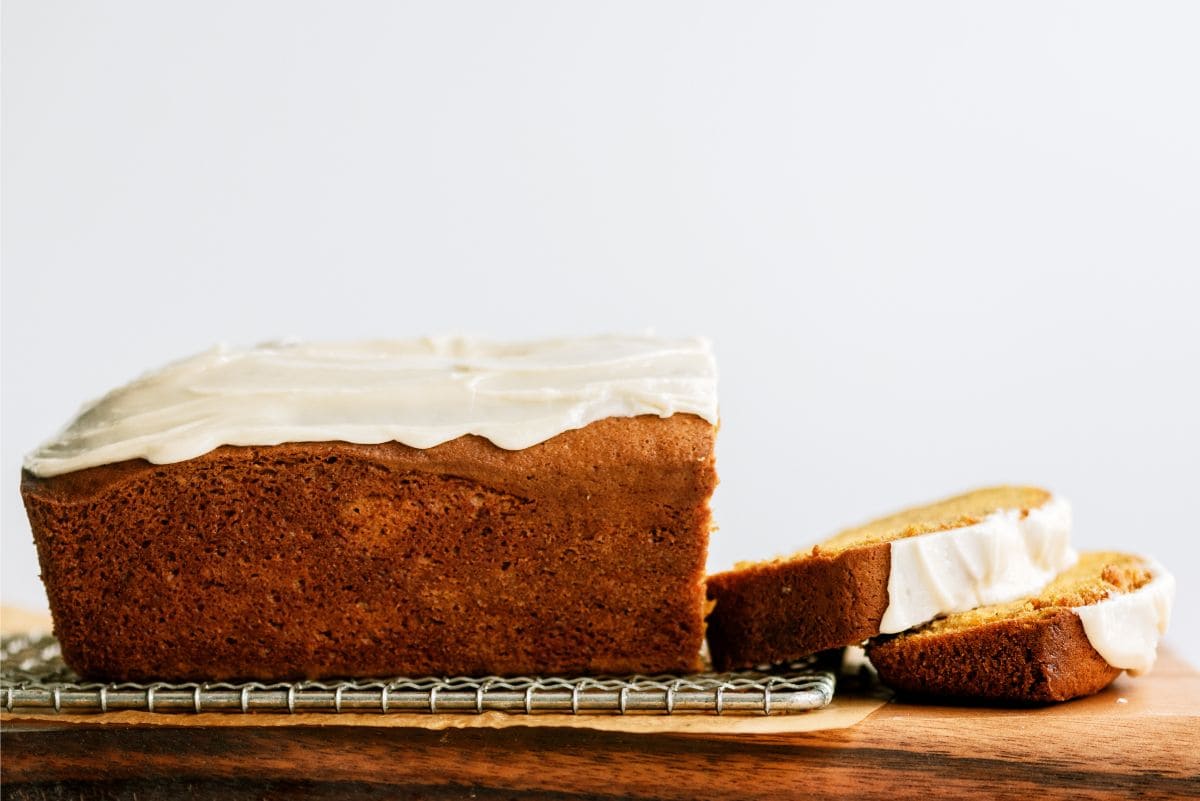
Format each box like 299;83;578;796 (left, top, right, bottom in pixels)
24;335;719;477
880;496;1076;635
1073;560;1175;675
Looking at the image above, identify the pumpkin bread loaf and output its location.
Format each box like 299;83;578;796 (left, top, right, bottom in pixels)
21;338;719;682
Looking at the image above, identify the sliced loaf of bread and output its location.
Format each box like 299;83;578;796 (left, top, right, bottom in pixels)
706;486;1074;670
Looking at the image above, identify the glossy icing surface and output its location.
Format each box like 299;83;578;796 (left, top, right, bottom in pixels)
880;496;1076;634
25;336;719;477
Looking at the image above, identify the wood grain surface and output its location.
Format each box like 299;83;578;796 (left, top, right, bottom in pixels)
3;650;1198;801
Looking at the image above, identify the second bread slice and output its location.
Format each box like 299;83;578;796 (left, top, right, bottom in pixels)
706;486;1074;670
866;551;1174;702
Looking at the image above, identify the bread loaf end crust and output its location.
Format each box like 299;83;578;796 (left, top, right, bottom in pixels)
867;609;1121;703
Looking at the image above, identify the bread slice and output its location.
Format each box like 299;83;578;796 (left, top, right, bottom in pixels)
867;551;1174;702
705;486;1073;670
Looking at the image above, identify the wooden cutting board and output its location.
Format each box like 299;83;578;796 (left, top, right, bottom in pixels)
3;649;1198;800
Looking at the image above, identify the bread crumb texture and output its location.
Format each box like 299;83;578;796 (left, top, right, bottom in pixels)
907;551;1151;638
739;485;1052;568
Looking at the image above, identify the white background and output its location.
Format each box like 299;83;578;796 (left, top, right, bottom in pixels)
3;2;1198;665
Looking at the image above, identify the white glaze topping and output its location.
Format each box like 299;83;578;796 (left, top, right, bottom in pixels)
24;336;719;477
879;496;1076;635
1074;560;1174;675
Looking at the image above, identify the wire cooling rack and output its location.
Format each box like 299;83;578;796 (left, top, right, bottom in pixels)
1;634;835;716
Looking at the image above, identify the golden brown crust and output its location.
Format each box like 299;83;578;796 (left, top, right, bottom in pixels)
706;543;891;670
22;415;716;682
867;609;1121;703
